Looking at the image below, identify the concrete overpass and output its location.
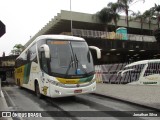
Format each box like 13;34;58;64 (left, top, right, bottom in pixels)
25;10;158;47
24;10;160;64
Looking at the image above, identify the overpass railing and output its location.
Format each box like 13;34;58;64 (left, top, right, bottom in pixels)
72;29;156;42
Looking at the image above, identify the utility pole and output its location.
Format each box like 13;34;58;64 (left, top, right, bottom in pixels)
70;0;72;35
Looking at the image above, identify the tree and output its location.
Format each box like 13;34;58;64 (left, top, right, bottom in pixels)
96;7;113;31
107;2;120;30
143;8;154;35
117;0;134;29
153;4;160;28
131;11;146;34
10;44;24;55
117;0;145;32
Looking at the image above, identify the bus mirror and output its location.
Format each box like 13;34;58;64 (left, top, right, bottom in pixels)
89;46;101;59
40;44;50;59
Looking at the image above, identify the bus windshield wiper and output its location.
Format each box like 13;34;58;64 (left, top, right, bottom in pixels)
74;54;87;75
65;54;88;76
65;56;74;76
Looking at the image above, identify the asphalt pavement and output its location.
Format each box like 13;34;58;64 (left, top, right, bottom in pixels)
0;80;160;119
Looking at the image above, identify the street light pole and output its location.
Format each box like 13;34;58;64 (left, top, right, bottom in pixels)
0;78;1;97
70;0;72;35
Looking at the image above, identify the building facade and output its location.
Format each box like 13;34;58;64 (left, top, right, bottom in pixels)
0;55;18;81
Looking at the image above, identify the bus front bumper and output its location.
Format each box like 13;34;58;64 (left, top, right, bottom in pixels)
49;81;96;98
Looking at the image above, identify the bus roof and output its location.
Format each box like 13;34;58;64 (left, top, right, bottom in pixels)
125;59;160;68
35;35;85;42
16;35;85;60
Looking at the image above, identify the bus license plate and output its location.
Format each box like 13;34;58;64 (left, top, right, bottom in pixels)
74;89;82;93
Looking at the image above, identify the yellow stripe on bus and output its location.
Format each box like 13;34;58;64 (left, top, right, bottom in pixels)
15;66;25;85
56;77;80;84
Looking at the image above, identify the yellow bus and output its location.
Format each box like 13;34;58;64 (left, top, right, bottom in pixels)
15;35;101;98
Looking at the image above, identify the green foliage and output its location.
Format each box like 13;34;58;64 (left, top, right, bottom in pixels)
10;44;24;55
107;2;120;29
96;7;113;24
117;0;145;29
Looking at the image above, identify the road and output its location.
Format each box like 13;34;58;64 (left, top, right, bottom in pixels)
1;86;160;120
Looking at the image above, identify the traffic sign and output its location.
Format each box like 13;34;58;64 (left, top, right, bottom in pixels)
0;20;6;37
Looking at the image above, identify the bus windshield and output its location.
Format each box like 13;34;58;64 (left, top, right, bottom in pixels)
47;40;94;78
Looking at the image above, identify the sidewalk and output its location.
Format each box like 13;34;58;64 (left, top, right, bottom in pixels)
0;78;15;111
0;78;14;120
0;90;12;120
0;90;8;111
95;83;160;111
0;78;8;111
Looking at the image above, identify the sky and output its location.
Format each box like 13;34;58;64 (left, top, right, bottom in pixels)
0;0;159;56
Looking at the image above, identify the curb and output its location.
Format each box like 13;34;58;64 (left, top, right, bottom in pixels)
92;93;160;112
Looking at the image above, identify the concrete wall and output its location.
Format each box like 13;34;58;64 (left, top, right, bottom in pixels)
61;10;158;30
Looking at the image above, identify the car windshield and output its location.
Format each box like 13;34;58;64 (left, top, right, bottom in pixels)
47;40;94;78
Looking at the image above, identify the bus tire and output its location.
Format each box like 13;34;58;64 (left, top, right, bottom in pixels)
35;82;43;99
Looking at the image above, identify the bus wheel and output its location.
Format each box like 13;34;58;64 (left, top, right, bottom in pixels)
35;82;42;98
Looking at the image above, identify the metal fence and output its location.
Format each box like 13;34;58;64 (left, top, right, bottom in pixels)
95;63;140;84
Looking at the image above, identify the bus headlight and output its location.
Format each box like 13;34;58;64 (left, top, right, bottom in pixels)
48;79;64;87
55;82;64;87
91;75;96;83
50;80;64;87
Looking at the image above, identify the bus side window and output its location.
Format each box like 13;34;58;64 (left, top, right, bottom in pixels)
27;50;30;62
40;51;48;73
144;63;157;76
29;43;37;63
144;63;150;76
15;52;27;68
15;58;21;68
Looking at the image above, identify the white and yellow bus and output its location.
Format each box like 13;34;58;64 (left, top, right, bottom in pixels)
15;35;101;98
